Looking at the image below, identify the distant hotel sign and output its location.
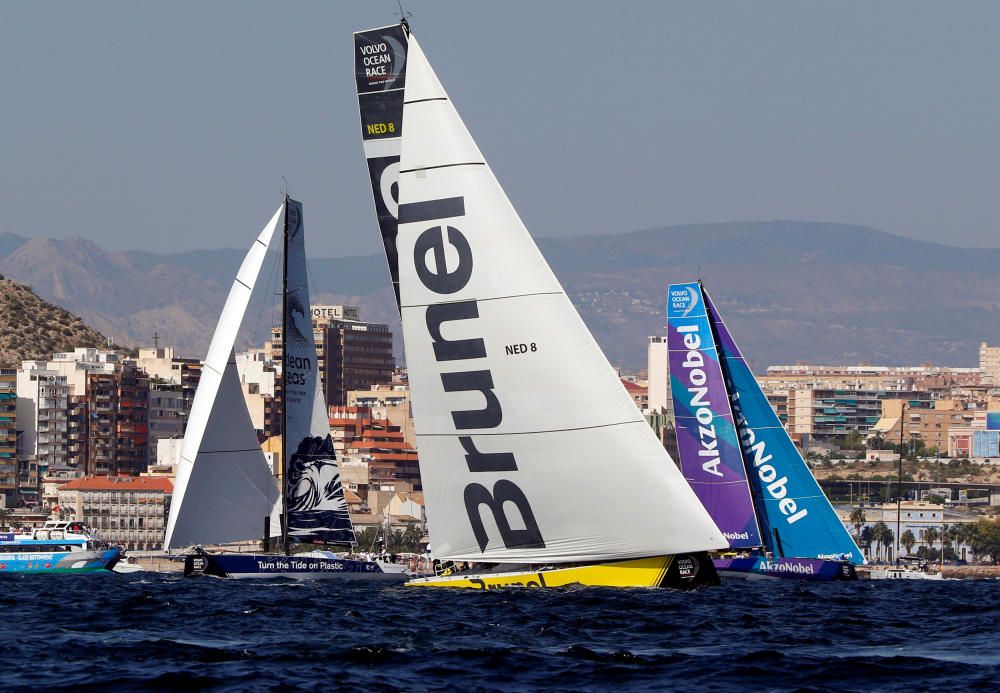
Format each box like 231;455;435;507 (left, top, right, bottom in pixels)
311;305;360;323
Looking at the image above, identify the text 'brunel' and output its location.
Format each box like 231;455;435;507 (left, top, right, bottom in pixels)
399;195;545;553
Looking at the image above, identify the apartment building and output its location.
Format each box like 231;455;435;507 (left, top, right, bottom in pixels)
0;369;17;505
57;475;172;550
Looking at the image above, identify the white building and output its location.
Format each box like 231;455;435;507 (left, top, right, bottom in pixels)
646;336;672;417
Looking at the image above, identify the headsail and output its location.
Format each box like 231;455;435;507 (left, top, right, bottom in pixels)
355;24;408;312
282;200;355;544
667;283;762;549
164;207;283;550
357;27;725;564
703;287;865;564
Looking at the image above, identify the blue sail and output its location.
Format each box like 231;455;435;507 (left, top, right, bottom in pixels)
703;288;865;564
666;283;762;549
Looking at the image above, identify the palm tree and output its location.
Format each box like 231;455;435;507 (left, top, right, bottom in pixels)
957;523;978;561
900;529;916;557
850;507;866;541
871;521;890;562
859;526;874;561
354;526;379;552
923;527;939;559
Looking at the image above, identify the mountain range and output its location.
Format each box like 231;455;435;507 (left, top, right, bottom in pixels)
1;221;998;372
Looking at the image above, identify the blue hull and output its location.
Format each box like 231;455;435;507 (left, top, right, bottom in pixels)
0;548;121;574
714;556;857;581
184;553;407;581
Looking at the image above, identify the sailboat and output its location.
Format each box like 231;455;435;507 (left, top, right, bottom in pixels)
163;196;406;581
354;21;727;589
666;281;863;581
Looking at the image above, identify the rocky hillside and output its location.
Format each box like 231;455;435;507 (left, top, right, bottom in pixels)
0;275;107;367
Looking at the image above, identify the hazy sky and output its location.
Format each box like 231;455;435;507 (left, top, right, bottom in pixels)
2;1;998;257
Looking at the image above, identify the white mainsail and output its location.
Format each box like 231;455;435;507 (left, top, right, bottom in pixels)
392;34;726;563
164;206;283;550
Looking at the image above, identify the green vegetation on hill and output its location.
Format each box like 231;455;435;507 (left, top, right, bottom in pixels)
0;275;108;367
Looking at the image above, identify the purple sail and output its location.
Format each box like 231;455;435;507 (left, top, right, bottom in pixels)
667;283;762;549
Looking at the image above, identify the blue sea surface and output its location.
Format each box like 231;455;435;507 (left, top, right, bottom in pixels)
1;574;998;691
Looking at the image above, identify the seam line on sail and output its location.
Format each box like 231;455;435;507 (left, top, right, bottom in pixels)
197;448;265;454
401;291;563;309
404;97;448;105
358;86;404;96
416;420;645;437
400;162;485;174
255;239;267;247
235;278;251;290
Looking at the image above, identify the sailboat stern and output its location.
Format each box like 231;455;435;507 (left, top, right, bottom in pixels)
406;552;719;590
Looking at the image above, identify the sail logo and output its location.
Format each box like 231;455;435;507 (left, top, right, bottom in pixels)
730;392;808;525
358;35;406;86
399;194;545;553
758;560;815;575
675;323;724;479
724;531;751;541
669;285;700;318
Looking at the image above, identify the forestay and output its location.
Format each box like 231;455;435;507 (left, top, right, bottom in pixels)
703;288;865;564
376;31;725;563
164;207;283;550
282;201;355;544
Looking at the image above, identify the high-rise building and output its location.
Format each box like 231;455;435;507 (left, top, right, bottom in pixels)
980;342;1000;386
15;370;70;474
84;364;150;477
0;369;17;506
270;305;394;408
321;320;395;407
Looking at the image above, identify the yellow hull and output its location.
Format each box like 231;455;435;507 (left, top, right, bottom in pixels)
406;554;716;590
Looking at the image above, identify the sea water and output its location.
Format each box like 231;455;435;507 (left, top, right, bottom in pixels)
1;574;997;691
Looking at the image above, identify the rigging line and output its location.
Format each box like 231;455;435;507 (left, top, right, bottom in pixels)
247;234;282;358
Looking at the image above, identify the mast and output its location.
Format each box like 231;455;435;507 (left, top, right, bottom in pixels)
281;193;290;555
896;400;905;565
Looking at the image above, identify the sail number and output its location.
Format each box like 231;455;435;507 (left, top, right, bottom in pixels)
366;122;396;135
504;343;537;356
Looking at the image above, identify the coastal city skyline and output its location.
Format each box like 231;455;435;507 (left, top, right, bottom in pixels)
2;4;1000;688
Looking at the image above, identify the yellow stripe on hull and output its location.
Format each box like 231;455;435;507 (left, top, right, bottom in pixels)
406;556;674;590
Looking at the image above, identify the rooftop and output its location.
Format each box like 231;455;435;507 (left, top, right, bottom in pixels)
61;475;173;493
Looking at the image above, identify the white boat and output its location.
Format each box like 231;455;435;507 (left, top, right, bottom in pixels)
112;556;144;574
353;22;726;589
164;197;405;581
869;566;945;580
